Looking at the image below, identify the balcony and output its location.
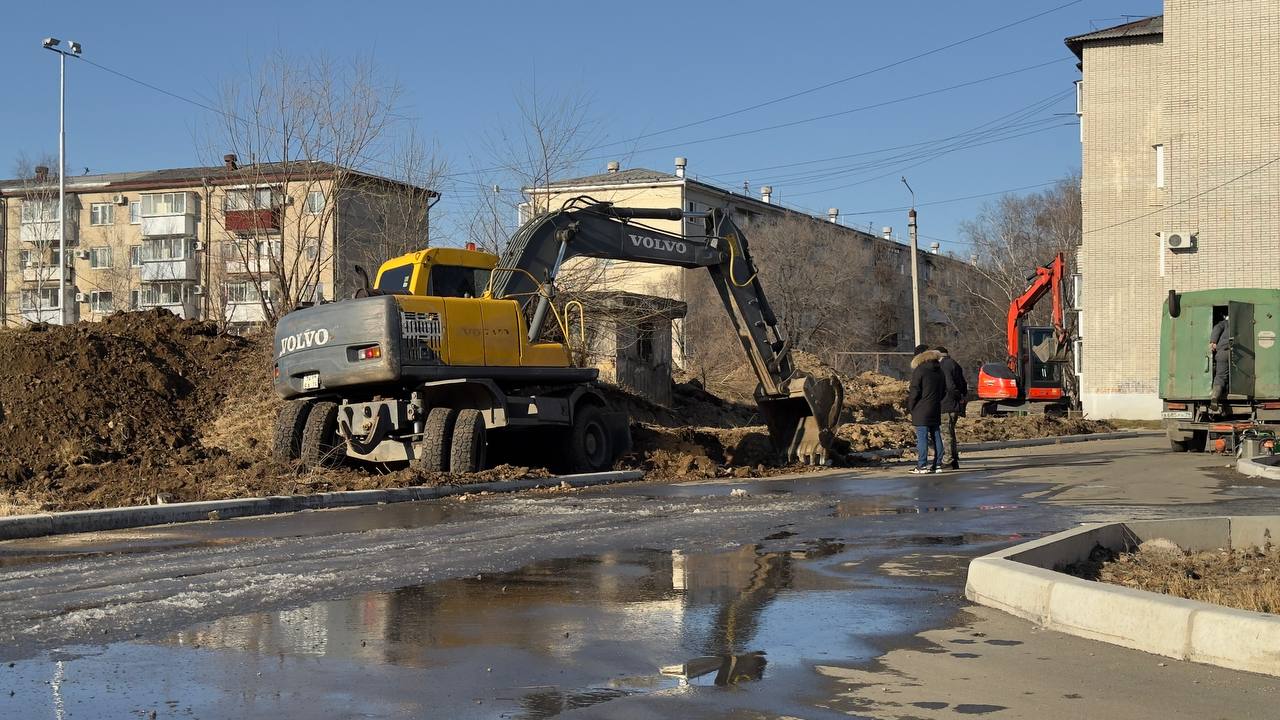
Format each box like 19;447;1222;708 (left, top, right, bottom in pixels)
20;220;78;245
141;214;197;237
223;255;274;275
22;264;72;284
225;302;268;324
20;307;74;325
224;208;280;234
141;257;200;282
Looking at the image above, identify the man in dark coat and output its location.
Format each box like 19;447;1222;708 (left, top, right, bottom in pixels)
1209;314;1231;414
936;346;968;469
907;344;946;474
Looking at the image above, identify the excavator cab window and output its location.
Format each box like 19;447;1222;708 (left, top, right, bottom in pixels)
429;265;492;299
375;265;414;293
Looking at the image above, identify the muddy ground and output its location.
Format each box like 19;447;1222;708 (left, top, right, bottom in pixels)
0;313;1112;513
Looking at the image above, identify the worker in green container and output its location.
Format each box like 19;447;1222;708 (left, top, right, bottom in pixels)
1209;313;1230;414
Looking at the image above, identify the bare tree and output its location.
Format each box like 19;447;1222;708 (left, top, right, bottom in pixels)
202;51;445;325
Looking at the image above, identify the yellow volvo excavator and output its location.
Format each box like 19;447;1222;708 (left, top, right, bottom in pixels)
271;199;843;473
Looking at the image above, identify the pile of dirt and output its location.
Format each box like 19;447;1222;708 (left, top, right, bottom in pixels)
1068;541;1280;615
625;423;804;480
835;415;1114;454
0;310;249;484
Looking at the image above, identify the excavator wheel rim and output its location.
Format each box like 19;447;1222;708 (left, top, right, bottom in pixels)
567;404;612;473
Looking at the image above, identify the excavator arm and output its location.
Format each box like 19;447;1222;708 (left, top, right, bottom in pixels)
492;200;843;464
1005;252;1068;369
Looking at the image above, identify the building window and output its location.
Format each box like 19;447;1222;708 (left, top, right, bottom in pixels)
18;250;33;269
1154;144;1165;189
636;320;655;362
90;203;114;226
224;187;278;211
129;245;143;268
90;290;114;313
305;190;324;214
141;282;186;306
141;192;187;217
89;246;113;269
141;237;187;261
129;289;141;310
1074;80;1084;116
304;238;320;261
20;199;59;223
129;201;141;224
225;281;272;304
20;288;60;310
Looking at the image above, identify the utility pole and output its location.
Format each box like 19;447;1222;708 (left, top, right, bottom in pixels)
492;184;501;250
43;37;81;325
902;176;922;346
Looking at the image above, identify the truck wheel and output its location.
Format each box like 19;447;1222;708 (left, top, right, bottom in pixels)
299;401;342;469
1167;421;1193;452
416;407;457;472
272;399;311;463
450;409;487;474
567;404;612;473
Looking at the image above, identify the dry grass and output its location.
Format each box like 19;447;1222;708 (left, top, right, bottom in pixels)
1096;544;1280;614
0;490;45;517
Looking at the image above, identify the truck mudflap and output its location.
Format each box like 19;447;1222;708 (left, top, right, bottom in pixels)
756;371;844;465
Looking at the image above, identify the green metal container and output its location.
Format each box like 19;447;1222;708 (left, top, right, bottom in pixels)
1161;288;1280;402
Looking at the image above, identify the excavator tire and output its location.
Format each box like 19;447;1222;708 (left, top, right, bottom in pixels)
566;404;613;473
450;409;487;474
299;401;342;469
416;407;457;472
272;399;311;463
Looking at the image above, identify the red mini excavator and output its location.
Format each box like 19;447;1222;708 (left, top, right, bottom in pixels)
977;253;1072;416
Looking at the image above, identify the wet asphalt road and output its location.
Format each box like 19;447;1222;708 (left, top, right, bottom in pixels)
2;434;1279;719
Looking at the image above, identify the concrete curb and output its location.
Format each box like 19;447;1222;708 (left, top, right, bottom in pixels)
966;515;1280;677
959;431;1140;453
1236;454;1280;480
0;470;643;542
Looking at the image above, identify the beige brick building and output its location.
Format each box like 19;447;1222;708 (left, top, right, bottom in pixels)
528;160;981;372
1067;1;1280;419
0;157;433;330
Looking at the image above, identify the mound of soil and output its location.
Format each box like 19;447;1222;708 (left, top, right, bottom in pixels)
0;310;248;484
835;415;1114;454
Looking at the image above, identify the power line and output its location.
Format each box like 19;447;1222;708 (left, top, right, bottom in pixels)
589;0;1085;149
841;180;1063;216
573;58;1069;165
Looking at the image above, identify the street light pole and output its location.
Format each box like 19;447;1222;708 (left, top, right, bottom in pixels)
902;176;922;346
42;37;81;325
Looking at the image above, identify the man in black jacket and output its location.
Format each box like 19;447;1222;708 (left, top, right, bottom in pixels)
936;346;968;469
907;344;946;474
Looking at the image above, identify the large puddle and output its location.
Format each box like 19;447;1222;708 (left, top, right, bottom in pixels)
0;536;974;719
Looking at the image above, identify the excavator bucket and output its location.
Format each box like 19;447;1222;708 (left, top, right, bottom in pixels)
1031;334;1070;364
756;372;844;466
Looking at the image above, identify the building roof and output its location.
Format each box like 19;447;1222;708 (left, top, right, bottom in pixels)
0;159;437;197
1065;15;1163;57
543;167;682;188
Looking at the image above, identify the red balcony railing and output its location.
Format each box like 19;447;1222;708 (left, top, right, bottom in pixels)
224;208;281;233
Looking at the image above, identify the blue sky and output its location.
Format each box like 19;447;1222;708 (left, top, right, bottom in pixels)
0;0;1161;250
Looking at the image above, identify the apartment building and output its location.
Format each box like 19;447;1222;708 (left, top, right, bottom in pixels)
1066;1;1280;419
0;156;433;329
528;159;982;371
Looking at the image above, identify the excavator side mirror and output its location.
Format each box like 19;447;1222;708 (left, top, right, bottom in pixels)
352;264;382;299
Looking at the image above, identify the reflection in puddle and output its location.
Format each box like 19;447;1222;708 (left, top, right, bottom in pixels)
661;651;768;686
6;538;926;720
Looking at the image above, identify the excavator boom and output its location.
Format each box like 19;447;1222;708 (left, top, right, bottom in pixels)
1005;252;1068;368
494;201;843;464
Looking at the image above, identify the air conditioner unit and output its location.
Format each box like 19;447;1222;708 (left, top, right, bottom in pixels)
75;249;91;259
191;285;204;296
112;194;127;205
1163;231;1197;251
74;292;87;303
192;240;204;251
